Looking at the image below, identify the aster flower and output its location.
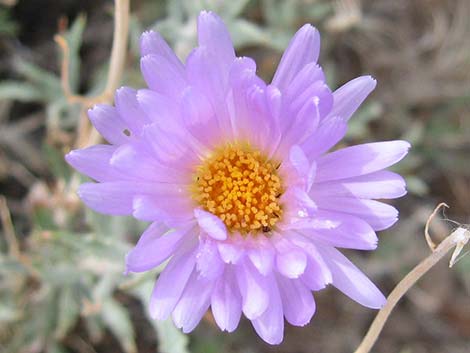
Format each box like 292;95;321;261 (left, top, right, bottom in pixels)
66;11;410;344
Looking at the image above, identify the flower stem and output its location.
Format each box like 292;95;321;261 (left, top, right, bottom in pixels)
353;205;469;353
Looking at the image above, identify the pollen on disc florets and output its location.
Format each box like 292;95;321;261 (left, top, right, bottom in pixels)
192;143;284;235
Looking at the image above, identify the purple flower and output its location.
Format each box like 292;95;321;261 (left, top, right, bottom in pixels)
66;11;409;344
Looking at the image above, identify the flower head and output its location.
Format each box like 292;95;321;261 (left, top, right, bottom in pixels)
66;11;410;344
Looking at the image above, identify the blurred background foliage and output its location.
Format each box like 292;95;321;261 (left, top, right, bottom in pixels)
0;0;469;353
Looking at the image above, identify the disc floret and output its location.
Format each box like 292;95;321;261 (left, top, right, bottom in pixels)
192;144;283;235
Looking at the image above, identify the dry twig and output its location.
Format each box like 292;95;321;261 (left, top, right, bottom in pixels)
55;0;130;147
424;202;449;250
353;204;470;353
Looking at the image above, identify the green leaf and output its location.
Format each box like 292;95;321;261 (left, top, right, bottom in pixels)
14;60;62;100
130;281;190;353
262;0;297;29
47;342;69;353
0;304;22;323
0;8;18;36
217;0;251;17
43;143;71;181
32;208;57;231
54;285;81;339
405;176;428;196
347;102;383;139
230;19;270;48
64;14;87;91
31;287;60;344
93;274;120;301
101;298;137;353
0;256;29;276
155;319;190;353
129;15;144;57
86;208;146;241
0;81;45;102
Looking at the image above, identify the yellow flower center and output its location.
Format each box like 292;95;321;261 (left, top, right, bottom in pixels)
192;143;284;235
